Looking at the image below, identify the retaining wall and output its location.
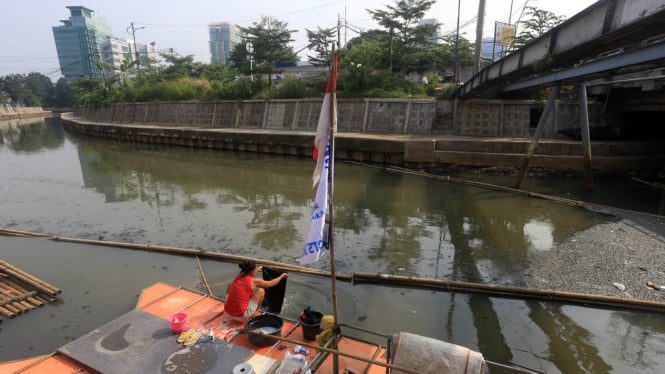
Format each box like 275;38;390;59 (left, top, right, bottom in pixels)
0;107;52;121
74;99;602;138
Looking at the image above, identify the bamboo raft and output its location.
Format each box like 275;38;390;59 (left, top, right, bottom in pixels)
0;259;61;322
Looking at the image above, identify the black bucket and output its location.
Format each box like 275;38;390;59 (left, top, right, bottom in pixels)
245;314;283;347
300;311;323;341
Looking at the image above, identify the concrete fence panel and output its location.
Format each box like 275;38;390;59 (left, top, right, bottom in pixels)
212;102;239;128
237;101;266;129
337;99;366;133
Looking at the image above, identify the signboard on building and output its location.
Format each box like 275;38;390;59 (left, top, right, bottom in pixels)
494;22;516;46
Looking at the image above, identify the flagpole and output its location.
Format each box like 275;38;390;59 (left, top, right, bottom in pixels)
327;45;340;374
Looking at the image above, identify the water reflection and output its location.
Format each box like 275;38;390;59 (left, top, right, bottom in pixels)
0;117;64;153
60;122;616;284
529;303;613;374
2;118;665;372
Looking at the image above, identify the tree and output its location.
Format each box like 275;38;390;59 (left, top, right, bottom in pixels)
54;78;73;107
159;54;206;79
229;43;251;73
339;41;386;92
0;74;42;106
24;73;55;106
345;29;391;51
238;16;297;89
367;0;438;75
305;27;336;66
513;6;566;49
437;33;474;68
70;78;108;106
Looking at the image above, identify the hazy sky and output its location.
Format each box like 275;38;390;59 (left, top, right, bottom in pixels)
2;0;597;80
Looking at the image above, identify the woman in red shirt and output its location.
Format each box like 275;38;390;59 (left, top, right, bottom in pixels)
225;260;288;321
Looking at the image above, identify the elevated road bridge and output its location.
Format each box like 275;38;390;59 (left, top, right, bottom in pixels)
456;0;665;189
458;0;665;97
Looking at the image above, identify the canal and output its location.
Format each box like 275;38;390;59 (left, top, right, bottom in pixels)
0;117;664;373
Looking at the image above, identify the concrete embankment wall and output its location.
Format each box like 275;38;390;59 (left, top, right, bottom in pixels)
72;99;598;139
64;99;665;173
0;107;52;121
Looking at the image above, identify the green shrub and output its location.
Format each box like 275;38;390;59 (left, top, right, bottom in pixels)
274;76;307;99
217;79;254;100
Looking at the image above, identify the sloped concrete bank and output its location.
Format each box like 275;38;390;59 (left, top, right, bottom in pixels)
61;113;665;174
0;107;51;121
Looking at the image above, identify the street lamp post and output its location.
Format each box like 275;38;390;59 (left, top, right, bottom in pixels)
150;41;156;74
127;22;146;79
245;42;254;82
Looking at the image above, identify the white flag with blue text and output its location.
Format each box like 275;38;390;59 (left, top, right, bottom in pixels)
301;54;336;265
301;140;330;265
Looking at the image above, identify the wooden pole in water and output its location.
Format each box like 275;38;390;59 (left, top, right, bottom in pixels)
196;256;214;295
515;85;560;188
47;236;352;281
0;228;51;237
352;272;665;313
578;83;594;191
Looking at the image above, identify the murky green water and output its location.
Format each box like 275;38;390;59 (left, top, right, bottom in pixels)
1;117;664;373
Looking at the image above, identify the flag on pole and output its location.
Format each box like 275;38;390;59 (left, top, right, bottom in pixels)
301;54;337;265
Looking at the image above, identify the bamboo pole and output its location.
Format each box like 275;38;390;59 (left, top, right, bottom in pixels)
0;295;20;313
17;300;35;312
5;226;665;314
0;289;36;307
0;260;61;294
3;302;25;314
379;165;665;219
327;47;341;374
0;228;51;237
0;264;59;296
352;272;665;313
0;305;16;318
27;296;44;307
196;256;213;296
0;279;34;295
49;235;352;281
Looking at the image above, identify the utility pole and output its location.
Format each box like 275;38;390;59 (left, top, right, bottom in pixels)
454;0;461;84
127;22;146;79
473;0;486;75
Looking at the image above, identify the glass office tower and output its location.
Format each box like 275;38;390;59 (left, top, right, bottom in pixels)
209;22;243;65
52;6;113;80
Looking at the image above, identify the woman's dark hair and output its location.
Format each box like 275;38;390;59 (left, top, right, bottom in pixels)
239;260;256;275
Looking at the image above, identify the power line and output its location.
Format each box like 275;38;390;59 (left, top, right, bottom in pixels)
134;0;346;28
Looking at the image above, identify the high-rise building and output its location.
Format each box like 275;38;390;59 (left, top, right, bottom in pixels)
101;38;132;68
100;39;152;67
52;6;113;80
209;22;243;65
